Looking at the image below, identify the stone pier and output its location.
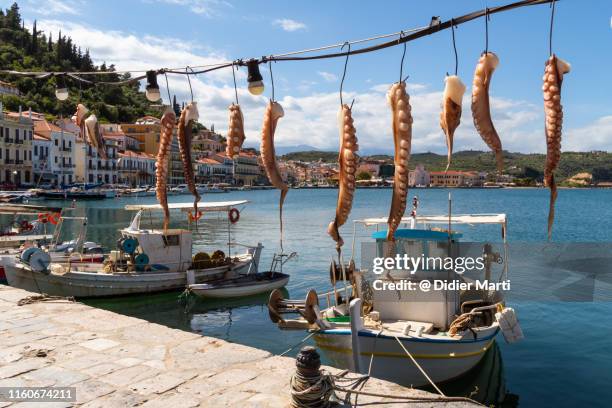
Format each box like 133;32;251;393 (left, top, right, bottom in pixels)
0;286;472;407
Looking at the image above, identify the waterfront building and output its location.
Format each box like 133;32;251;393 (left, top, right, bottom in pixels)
0;105;33;187
196;157;230;183
120;116;161;156
429;170;480;187
100;124;140;152
118;150;156;186
409;164;430;187
74;137;119;185
32;119;76;186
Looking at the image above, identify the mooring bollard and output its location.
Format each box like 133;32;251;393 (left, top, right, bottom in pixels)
290;346;335;407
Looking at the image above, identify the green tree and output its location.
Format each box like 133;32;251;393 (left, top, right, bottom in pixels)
357;171;372;181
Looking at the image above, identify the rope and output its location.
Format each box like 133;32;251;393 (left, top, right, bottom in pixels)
290;370;335;408
290;368;485;407
17;294;75;306
393;335;446;396
280;331;317;357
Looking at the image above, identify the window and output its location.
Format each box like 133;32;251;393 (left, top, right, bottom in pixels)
162;234;180;246
54;139;58;146
29;130;32;140
15;129;19;139
15;150;19;160
55;157;57;164
0;127;3;138
68;141;72;148
28;151;31;160
5;149;8;160
34;145;38;155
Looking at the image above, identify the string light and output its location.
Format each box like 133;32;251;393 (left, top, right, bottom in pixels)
145;70;161;102
246;59;264;95
0;0;555;96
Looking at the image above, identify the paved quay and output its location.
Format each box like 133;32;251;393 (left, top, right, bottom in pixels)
0;286;473;407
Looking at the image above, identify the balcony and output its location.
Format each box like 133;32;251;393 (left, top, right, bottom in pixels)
15;160;24;165
4;159;14;164
14;139;24;145
5;138;14;144
61;147;72;152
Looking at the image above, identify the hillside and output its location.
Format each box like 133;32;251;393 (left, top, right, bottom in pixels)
282;150;612;183
0;2;156;122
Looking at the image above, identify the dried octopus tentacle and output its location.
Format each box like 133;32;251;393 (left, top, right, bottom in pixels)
327;104;358;249
260;101;288;251
440;75;465;172
84;114;107;160
156;110;176;231
386;81;412;243
471;52;503;172
226;103;246;159
178;103;201;215
543;54;570;240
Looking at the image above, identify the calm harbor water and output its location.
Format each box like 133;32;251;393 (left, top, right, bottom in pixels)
26;188;612;406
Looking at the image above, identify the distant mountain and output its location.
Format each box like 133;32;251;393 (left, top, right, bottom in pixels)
281;150;612;183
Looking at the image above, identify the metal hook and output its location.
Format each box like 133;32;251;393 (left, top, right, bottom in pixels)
451;19;458;76
340;42;351;106
268;60;275;102
185;66;194;102
549;0;556;56
231;62;239;105
398;31;407;83
485;7;490;54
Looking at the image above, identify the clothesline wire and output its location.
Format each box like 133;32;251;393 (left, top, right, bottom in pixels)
0;0;555;84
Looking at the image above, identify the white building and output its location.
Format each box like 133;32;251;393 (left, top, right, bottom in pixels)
196;157;231;183
0;105;34;186
74;137;119;185
32;119;76;186
409;164;430;187
118;150;156;186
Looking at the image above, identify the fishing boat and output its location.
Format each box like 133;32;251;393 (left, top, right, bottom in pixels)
4;200;263;298
196;183;228;194
36;189;107;200
267;211;522;387
187;252;294;299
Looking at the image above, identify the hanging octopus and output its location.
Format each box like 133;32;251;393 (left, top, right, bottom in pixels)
177;102;201;216
386;81;413;242
327;104;358;249
543;54;570;240
226;103;246;159
72;103;107;159
156;109;176;230
260;100;288;250
440;75;465;172
471;52;504;172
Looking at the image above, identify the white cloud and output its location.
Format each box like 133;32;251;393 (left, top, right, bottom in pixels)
273;18;307;32
317;71;337;82
33;19;610;155
142;0;232;17
23;0;83;16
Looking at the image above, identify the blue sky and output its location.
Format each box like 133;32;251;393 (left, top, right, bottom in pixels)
5;0;612;153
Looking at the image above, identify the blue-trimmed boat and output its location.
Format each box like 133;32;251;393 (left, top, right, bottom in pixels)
269;207;521;387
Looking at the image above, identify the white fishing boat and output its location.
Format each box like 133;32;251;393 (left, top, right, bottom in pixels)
268;210;522;387
170;184;189;194
4;200;263;298
196;183;228;194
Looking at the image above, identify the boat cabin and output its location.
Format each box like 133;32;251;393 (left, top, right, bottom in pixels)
354;213;507;330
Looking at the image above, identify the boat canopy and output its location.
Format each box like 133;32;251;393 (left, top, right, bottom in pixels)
0;204;63;215
124;200;249;212
358;213;507;226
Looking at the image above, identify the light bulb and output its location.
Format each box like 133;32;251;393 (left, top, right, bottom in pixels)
55;87;69;101
145;87;161;102
248;80;264;95
246;59;264;96
145;70;161;102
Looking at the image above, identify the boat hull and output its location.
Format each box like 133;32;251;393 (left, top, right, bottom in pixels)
4;257;254;298
314;326;498;387
189;272;289;298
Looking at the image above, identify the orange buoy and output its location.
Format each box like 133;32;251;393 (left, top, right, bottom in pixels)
47;212;61;225
188;210;203;222
38;213;49;223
